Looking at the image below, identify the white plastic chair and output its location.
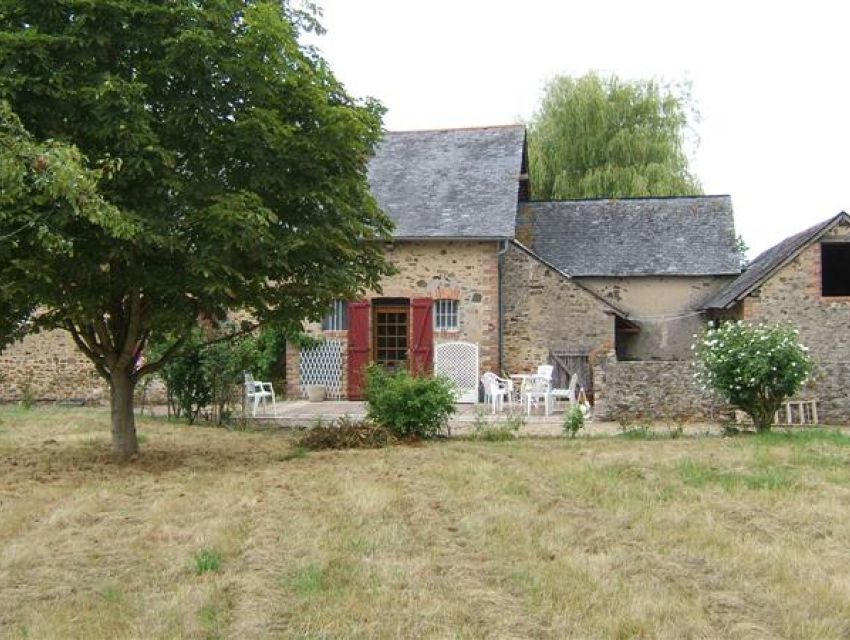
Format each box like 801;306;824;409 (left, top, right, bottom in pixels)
551;373;579;409
244;372;276;417
537;364;554;381
481;372;512;414
523;374;552;416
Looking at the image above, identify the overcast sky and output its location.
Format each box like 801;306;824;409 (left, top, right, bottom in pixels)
307;0;849;257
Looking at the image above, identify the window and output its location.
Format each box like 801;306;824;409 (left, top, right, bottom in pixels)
434;299;459;331
321;300;348;331
373;305;409;373
821;243;850;296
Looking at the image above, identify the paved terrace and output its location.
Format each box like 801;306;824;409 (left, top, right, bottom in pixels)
248;400;723;437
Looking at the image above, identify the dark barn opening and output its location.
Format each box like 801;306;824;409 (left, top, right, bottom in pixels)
821;243;850;296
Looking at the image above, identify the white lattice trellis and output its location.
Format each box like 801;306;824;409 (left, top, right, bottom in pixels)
299;340;344;399
435;341;479;403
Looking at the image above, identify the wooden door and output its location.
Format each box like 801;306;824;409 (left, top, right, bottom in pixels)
347;301;370;399
410;298;434;376
372;305;409;375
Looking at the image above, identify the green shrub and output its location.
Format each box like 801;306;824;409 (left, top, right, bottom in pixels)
19;378;35;409
563;405;585;438
365;365;456;439
150;321;289;425
470;412;524;441
694;322;812;432
294;416;395;450
193;548;221;575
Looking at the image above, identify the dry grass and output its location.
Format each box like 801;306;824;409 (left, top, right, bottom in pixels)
3;408;850;638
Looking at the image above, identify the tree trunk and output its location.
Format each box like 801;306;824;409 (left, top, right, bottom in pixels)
751;405;774;433
110;368;139;458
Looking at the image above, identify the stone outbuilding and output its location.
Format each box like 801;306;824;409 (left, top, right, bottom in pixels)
705;212;850;424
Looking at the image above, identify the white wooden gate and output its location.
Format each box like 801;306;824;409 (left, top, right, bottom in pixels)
434;341;479;403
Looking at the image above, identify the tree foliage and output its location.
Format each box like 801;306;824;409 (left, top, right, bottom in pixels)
0;102;124;344
694;322;813;432
529;72;702;200
0;1;393;456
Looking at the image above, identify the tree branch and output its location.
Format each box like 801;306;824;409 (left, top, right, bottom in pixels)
133;333;188;380
116;288;143;370
80;323;106;358
92;316;117;366
65;320;110;380
197;322;261;350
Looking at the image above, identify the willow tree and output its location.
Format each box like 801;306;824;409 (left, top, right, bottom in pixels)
529;72;702;199
0;1;393;458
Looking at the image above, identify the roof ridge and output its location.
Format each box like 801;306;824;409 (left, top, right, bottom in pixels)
385;124;525;135
524;194;730;204
704;211;850;309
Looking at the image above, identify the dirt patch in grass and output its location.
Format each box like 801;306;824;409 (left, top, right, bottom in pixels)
3;408;850;638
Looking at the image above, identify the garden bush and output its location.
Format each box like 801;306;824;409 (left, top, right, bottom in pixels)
470;413;524;441
150;322;288;425
694;321;812;432
365;365;456;439
563;404;585;438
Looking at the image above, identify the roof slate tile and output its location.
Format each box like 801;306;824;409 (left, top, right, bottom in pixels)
367;125;526;238
517;197;741;276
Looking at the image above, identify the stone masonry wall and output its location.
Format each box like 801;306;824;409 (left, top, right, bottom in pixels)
502;243;615;377
287;241;501;399
592;359;730;422
579;275;733;360
0;329;107;404
741;220;850;423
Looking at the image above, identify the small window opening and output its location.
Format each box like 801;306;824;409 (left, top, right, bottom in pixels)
321;300;348;331
821;243;850;296
434;299;459;331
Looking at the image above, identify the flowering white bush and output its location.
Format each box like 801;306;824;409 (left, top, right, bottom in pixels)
694;321;812;432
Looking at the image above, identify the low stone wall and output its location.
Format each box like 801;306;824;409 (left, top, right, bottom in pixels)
803;361;850;425
594;359;729;423
0;329;107;404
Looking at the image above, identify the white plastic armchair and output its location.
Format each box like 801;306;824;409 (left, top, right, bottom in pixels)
523;374;552;416
244;372;276;417
536;364;554;381
551;373;579;408
481;372;513;414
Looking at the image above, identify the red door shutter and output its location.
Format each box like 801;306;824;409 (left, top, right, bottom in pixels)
410;298;434;376
347;301;370;399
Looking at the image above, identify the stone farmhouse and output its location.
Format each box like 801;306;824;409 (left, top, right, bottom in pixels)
2;124;847;424
285;125;743;420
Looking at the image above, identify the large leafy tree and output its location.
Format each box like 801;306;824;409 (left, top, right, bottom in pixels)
0;1;393;457
529;72;702;199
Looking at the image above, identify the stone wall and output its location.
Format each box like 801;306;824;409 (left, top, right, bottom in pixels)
593;359;729;422
803;362;850;425
739;221;850;423
287;240;501;399
502;243;615;376
0;329;107;404
742;223;850;364
579;275;733;360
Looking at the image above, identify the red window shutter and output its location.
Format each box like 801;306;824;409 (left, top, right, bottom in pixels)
347;301;370;399
410;298;434;376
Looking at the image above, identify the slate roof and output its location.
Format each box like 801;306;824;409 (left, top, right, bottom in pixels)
516;196;741;277
368;125;526;239
705;212;850;309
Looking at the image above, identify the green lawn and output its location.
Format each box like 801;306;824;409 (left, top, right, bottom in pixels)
2;407;850;638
